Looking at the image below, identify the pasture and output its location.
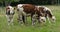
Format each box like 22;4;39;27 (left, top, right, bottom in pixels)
0;5;60;32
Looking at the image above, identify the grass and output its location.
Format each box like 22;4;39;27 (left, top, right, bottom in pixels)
0;5;60;32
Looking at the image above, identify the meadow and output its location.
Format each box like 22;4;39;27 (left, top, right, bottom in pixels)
0;5;60;32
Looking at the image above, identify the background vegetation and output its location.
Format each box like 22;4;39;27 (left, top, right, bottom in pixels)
0;0;60;6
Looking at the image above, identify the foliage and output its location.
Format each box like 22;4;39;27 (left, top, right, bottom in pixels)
0;0;60;6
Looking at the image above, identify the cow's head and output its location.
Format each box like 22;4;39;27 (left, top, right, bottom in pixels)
39;16;46;23
17;4;24;11
51;16;56;23
44;6;56;23
6;6;15;15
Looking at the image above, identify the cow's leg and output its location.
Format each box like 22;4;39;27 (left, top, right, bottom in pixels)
10;15;14;25
37;15;42;23
11;18;13;25
31;14;36;26
47;16;51;24
17;11;23;24
22;15;25;23
19;15;23;24
22;15;27;24
6;15;11;25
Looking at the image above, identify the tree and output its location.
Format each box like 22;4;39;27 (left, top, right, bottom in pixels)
0;0;20;6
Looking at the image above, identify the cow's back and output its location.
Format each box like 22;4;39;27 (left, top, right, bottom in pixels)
22;4;36;13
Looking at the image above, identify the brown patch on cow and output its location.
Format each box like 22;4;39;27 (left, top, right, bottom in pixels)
46;10;52;18
6;6;10;11
22;4;36;14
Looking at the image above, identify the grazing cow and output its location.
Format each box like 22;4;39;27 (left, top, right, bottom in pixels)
36;6;56;23
35;6;46;23
17;4;46;25
6;6;15;25
17;4;37;25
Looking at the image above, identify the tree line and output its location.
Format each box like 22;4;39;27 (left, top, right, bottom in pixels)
0;0;60;6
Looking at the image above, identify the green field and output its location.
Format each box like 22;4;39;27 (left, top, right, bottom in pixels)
0;5;60;32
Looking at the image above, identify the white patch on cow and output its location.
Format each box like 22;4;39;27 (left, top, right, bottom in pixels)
17;4;24;11
17;4;26;15
10;8;14;14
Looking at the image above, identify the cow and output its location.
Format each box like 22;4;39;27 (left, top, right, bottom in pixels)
6;6;15;25
36;6;56;24
17;4;36;25
17;4;46;25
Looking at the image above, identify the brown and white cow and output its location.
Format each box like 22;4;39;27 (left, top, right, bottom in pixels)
6;6;15;25
17;4;37;25
36;6;56;23
17;4;46;25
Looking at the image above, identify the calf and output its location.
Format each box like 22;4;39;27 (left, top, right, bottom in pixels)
6;6;15;25
37;6;56;23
